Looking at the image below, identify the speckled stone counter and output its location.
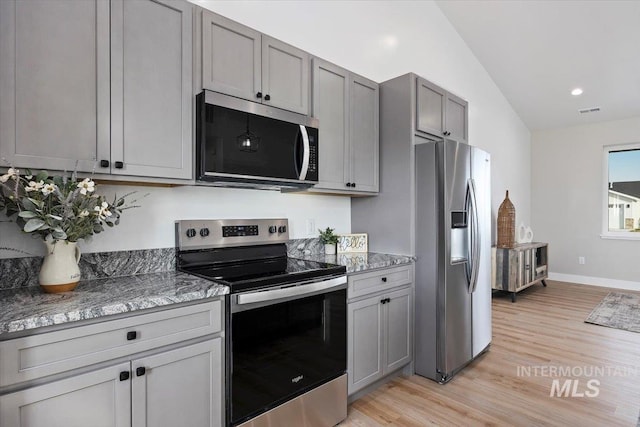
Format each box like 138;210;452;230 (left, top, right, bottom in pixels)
296;252;414;274
0;271;229;337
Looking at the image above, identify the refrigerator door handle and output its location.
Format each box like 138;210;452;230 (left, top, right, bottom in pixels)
468;178;481;293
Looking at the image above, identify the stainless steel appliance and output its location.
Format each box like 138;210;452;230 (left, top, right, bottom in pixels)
196;91;319;190
413;140;492;383
175;219;347;426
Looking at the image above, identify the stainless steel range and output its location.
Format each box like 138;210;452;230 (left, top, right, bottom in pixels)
175;219;348;427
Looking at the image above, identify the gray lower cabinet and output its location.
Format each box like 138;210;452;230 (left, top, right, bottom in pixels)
311;58;379;194
0;0;193;180
416;76;468;143
0;301;224;427
200;9;309;115
347;265;413;395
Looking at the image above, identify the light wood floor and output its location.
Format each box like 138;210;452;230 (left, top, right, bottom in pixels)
340;281;640;427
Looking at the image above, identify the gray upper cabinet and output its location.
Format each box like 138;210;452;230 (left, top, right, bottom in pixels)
0;0;192;180
311;59;349;191
0;0;110;173
201;10;261;102
311;59;378;194
416;76;468;143
349;74;379;193
200;10;309;115
110;0;192;179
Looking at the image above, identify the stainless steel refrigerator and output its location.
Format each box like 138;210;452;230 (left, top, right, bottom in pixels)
414;140;492;383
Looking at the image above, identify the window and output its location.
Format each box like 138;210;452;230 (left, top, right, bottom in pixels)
603;143;640;239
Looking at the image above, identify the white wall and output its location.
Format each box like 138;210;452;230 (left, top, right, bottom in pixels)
531;117;640;289
0;185;350;257
193;0;532;241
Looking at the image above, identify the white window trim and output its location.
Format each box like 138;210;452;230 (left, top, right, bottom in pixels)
601;142;640;240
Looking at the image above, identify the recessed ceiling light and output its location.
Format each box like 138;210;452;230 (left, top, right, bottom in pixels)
571;88;583;96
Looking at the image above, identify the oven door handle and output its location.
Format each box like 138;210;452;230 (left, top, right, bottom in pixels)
236;276;347;305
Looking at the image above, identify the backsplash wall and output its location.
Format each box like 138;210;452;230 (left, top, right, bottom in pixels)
0;184;351;259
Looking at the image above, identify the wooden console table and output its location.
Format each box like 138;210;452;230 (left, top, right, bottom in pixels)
492;242;548;302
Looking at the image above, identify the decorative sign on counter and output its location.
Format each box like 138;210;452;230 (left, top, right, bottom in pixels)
337;233;368;253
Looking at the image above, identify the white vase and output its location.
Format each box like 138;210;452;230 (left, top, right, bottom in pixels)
324;243;336;255
39;239;81;293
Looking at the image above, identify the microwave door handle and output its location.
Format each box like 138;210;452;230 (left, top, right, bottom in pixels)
298;125;310;180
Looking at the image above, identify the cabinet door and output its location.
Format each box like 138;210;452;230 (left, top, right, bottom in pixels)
347;296;384;395
262;36;310;115
132;338;223;427
311;59;349;191
201;10;261;102
416;77;445;138
384;287;413;373
349;74;379;193
0;363;130;427
110;0;192;179
0;0;109;172
445;92;468;144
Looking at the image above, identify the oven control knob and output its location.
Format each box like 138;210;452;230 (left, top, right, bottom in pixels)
186;228;196;238
269;226;277;234
278;225;287;233
199;228;210;237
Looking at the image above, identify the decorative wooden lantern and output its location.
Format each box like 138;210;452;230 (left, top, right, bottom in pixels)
497;190;516;248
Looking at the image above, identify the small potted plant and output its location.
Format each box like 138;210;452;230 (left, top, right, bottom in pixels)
318;227;339;255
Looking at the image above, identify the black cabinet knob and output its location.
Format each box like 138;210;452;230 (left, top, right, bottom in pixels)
199;228;210;237
345;182;352;187
380;299;386;305
114;161;124;169
119;371;130;381
278;225;287;233
386;298;391;303
264;94;271;101
136;367;146;377
186;228;196;238
268;226;277;234
100;160;109;168
256;92;262;99
126;331;137;341
352;183;356;188
381;277;387;282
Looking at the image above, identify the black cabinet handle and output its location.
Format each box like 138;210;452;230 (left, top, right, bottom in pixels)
119;371;130;381
264;94;271;101
352;183;356;188
100;160;109;168
346;182;353;187
114;161;124;169
380;299;386;305
126;331;137;341
385;298;391;304
381;277;387;282
256;92;262;99
136;367;146;377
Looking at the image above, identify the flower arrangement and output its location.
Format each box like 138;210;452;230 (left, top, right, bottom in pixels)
0;167;137;243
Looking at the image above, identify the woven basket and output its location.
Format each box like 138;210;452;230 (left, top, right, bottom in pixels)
497;190;516;248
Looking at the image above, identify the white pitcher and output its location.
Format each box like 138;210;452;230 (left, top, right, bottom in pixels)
39;239;81;293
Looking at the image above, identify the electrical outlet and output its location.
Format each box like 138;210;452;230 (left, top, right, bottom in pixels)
578;256;586;265
306;219;316;236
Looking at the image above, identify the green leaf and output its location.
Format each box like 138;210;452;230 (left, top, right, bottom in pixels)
24;218;45;232
25;169;33;177
35;171;48;182
52;229;67;240
18;211;38;219
21;198;38;212
47;214;63;220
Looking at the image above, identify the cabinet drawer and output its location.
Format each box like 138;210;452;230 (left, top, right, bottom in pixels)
0;300;222;388
348;265;413;300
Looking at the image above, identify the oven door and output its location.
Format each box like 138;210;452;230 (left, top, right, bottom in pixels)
228;276;347;426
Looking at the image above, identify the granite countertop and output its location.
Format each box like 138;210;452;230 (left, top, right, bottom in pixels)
0;250;411;339
0;271;229;337
297;252;414;274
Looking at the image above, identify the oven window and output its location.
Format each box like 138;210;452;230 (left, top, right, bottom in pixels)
230;289;346;425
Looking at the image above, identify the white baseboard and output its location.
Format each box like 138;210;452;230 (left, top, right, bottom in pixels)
548;272;640;291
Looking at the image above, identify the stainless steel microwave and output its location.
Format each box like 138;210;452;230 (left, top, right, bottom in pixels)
196;91;319;190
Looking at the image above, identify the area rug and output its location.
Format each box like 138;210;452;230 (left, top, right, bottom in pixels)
585;292;640;333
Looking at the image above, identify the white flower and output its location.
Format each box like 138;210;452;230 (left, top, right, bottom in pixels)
78;210;90;218
41;183;57;196
25;180;44;192
77;178;95;195
0;167;19;183
94;202;112;220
